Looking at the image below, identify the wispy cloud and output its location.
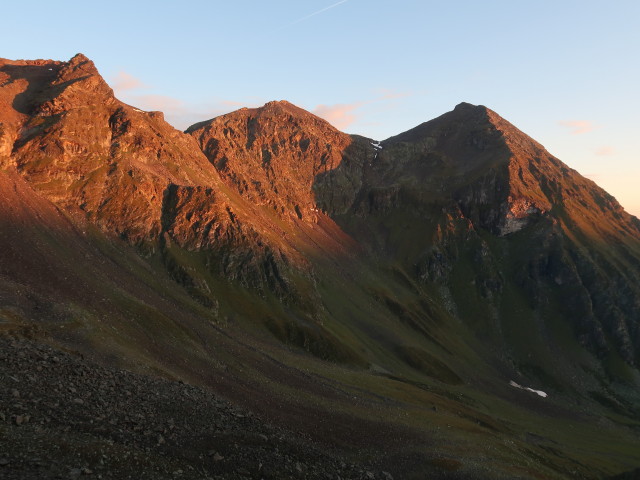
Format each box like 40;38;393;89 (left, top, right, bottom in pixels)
109;69;255;130
122;94;263;130
583;173;602;181
219;100;248;108
373;88;412;100
110;71;148;92
313;102;362;130
311;89;416;131
289;0;349;26
595;145;615;156
559;120;596;135
131;95;185;113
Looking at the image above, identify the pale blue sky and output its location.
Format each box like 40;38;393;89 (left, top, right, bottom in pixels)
2;1;639;215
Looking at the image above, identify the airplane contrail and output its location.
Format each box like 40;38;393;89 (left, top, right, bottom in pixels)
289;0;350;26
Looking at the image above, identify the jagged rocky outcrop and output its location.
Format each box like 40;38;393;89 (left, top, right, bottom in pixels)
1;54;222;241
187;100;354;222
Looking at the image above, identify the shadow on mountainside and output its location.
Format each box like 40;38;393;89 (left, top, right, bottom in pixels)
1;63;60;114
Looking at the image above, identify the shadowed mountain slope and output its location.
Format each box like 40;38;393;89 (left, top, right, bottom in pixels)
316;102;640;366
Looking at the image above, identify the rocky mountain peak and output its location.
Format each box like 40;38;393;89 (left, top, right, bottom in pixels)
262;99;297;110
68;52;91;64
187;100;353;222
36;53;114;116
63;52;97;74
339;101;639;244
1;53;230;242
453;101;488;112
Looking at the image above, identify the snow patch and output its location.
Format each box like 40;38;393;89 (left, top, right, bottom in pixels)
370;141;382;162
509;380;547;398
133;108;145;113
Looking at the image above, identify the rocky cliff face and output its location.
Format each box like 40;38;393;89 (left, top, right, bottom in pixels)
187;100;353;222
1;54;222;241
0;55;336;302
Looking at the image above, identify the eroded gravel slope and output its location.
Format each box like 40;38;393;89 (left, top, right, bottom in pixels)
0;336;391;480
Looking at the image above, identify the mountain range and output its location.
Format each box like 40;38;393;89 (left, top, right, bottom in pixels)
1;53;639;479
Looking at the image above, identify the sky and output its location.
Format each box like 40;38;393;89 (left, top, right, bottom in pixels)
2;1;639;216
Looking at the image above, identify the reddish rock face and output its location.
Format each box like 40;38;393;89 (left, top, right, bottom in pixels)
0;55;362;302
1;54;227;242
186;100;353;222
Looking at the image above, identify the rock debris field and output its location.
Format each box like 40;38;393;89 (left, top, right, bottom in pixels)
0;336;391;480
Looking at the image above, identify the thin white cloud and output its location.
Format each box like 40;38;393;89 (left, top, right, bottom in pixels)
132;95;185;113
595;145;615;156
122;94;264;130
310;89;415;131
313;102;362;130
583;173;602;181
219;100;249;108
559;120;596;135
110;71;148;91
289;0;349;26
372;88;412;100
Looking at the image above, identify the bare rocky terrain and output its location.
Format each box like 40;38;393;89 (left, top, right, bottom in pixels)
0;335;389;480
